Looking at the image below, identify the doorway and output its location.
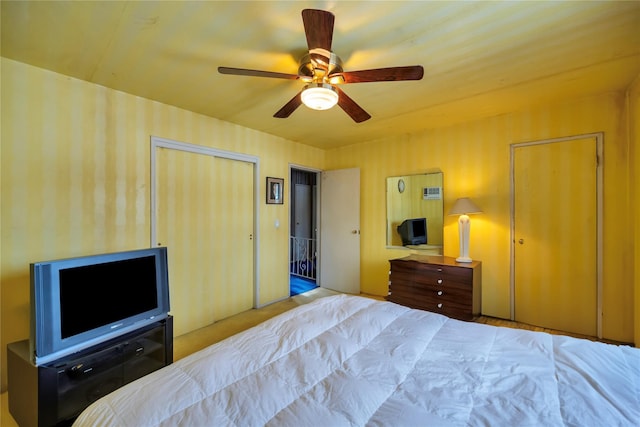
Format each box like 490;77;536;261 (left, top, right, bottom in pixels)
510;133;602;337
289;167;319;296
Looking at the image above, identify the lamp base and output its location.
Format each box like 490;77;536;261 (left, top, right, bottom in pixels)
455;256;473;263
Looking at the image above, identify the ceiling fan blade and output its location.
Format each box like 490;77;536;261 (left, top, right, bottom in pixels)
273;91;303;118
334;86;371;123
301;9;334;65
218;66;300;80
330;65;424;84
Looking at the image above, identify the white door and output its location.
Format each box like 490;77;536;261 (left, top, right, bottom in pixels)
294;184;312;260
319;168;360;294
294;184;312;238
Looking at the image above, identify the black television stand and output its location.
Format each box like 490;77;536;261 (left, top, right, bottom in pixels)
7;316;173;427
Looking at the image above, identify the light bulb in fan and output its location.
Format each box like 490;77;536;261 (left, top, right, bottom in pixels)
301;83;339;110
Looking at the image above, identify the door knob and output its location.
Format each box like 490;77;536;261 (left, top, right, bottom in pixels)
518;239;524;244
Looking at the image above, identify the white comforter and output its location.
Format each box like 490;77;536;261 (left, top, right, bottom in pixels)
74;294;640;426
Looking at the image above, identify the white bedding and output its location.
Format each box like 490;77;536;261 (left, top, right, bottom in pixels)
74;294;640;426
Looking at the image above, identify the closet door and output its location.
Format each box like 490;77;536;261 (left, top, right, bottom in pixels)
156;147;254;336
513;137;598;336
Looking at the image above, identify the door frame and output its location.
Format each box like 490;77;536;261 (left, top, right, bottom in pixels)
509;132;603;337
150;136;261;308
289;163;322;287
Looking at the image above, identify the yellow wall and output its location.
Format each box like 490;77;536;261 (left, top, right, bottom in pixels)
326;91;633;343
0;58;325;390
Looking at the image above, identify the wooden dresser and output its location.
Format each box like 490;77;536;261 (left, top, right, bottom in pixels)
387;255;481;321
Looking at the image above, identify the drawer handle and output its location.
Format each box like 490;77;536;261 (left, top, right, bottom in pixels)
437;290;443;296
437;279;443;284
437;303;443;309
437;268;443;272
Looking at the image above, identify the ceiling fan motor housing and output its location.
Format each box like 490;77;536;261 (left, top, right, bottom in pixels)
298;53;344;83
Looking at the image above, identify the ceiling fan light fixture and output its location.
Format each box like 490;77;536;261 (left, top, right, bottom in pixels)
301;83;339;110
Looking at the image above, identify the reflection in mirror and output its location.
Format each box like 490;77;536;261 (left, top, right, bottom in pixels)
386;172;443;254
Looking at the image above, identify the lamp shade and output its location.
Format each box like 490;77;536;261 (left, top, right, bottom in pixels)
448;197;483;215
301;83;339;110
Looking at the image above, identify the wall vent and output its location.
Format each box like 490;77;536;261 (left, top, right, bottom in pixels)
423;187;442;200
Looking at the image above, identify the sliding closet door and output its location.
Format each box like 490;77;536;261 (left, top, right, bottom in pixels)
156;146;254;336
513;136;598;336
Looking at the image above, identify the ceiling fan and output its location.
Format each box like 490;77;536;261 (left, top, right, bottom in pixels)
218;9;424;123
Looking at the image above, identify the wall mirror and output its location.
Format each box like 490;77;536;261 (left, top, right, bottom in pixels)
386;171;443;254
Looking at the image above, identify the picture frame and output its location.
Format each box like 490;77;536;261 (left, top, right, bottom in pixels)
266;177;284;204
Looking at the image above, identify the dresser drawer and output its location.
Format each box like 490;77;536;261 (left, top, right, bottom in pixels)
389;281;472;309
391;262;473;287
388;292;473;320
390;260;472;286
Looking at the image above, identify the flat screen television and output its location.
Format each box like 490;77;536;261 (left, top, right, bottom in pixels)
30;247;170;365
397;218;427;245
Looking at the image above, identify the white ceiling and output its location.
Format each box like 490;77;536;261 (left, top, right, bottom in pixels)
2;1;640;149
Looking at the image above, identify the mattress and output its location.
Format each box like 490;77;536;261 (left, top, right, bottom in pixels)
74;294;640;426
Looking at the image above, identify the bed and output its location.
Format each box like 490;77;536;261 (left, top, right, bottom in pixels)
74;294;640;426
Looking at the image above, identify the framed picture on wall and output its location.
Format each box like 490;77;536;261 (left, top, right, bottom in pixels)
266;177;284;204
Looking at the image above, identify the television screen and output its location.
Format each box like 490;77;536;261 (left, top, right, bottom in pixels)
30;247;170;365
59;256;158;339
411;219;426;239
397;218;427;245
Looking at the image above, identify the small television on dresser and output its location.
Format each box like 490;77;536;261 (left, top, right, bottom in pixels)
29;247;170;365
397;217;427;245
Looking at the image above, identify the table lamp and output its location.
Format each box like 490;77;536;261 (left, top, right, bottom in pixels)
449;197;483;263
